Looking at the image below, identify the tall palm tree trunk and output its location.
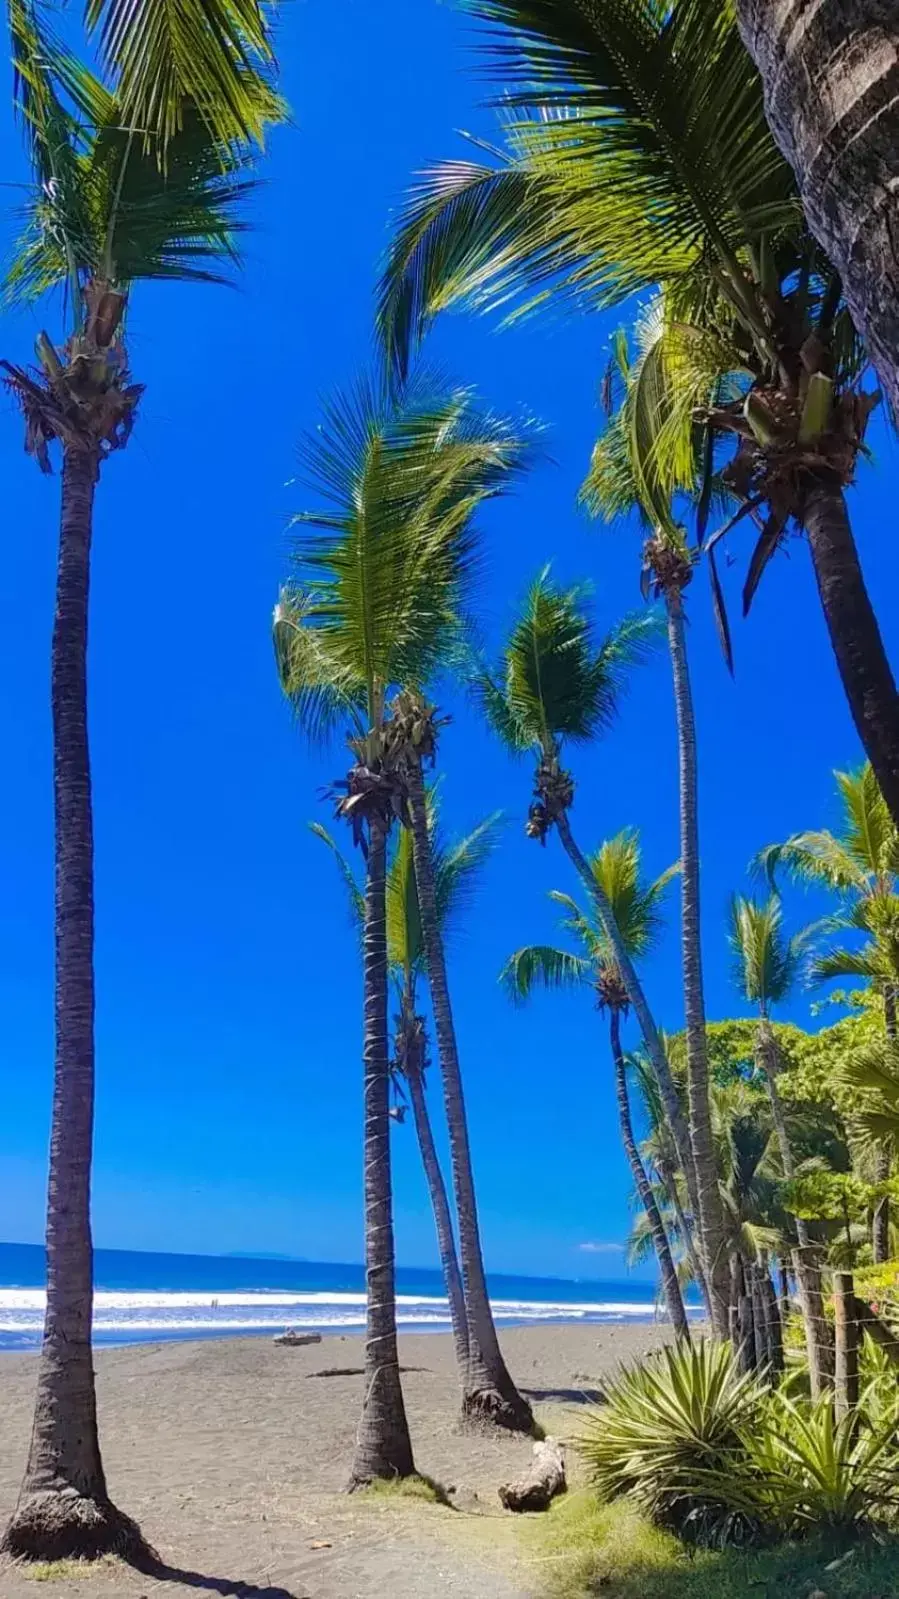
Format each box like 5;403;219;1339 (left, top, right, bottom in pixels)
666;593;730;1338
403;1031;469;1376
755;1019;833;1393
735;0;899;425
801;481;899;832
3;450;142;1562
609;1010;690;1340
554;809;706;1310
872;985;896;1263
349;817;415;1486
404;759;532;1432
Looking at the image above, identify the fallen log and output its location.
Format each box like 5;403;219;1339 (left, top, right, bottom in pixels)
273;1329;322;1347
498;1438;566;1513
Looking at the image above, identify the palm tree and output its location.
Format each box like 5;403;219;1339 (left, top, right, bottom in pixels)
478;569;731;1331
582;312;730;1345
1;4;280;1563
275;374;531;1477
760;764;899;1262
313;801;503;1380
734;0;899;423
501;830;691;1339
728;895;833;1389
377;0;899;831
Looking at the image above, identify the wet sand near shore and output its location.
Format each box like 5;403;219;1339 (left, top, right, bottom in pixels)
0;1322;675;1599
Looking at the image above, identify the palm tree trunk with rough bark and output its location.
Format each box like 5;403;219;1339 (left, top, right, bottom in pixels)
553;809;703;1279
755;1018;833;1393
405;1044;469;1377
609;1010;690;1340
735;0;899;424
349;818;415;1486
405;759;532;1432
800;480;899;831
2;450;143;1563
665;592;730;1338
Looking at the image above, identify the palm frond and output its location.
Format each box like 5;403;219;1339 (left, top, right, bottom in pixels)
476;568;660;754
500;943;591;1004
728;893;803;1010
85;0;283;152
280;373;534;737
309;822;365;931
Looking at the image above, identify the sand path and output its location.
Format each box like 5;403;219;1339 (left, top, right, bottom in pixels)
0;1323;671;1599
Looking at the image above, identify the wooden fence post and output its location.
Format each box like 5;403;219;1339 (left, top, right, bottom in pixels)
834;1271;860;1423
793;1247;834;1398
761;1271;784;1379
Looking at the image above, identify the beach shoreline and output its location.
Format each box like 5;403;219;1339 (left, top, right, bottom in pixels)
0;1320;676;1598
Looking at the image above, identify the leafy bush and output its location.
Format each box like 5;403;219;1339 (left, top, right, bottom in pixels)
579;1339;899;1548
578;1341;768;1546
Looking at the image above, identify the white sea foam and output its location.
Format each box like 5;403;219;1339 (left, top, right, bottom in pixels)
0;1286;670;1339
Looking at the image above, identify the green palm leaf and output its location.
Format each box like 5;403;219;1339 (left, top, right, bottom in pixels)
728;893;809;1011
84;0;282;152
500;943;591;1003
276;373;533;737
475;567;660;754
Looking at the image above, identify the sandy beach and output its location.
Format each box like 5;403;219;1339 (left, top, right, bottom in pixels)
0;1322;674;1599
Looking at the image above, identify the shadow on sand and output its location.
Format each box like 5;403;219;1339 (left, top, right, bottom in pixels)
523;1385;603;1406
136;1555;307;1599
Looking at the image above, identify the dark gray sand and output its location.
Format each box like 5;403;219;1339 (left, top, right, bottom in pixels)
0;1322;674;1599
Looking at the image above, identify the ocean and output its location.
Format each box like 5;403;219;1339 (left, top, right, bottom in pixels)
0;1241;698;1352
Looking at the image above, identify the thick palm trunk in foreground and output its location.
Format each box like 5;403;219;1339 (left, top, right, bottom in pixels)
2;450;142;1561
665;594;730;1338
405;1049;469;1376
736;0;899;424
804;479;899;832
553;810;705;1297
350;819;415;1486
755;1020;833;1394
405;760;532;1432
609;1011;690;1341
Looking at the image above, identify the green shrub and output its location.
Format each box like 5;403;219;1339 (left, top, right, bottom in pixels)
579;1338;899;1548
578;1340;768;1546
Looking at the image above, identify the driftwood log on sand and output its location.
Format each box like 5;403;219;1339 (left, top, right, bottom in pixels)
498;1438;566;1512
273;1330;323;1347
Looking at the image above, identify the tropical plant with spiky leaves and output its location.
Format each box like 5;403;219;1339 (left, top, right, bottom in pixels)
276;373;535;1456
501;830;691;1337
378;0;899;832
760;765;899;1261
312;797;502;1378
0;1;282;1564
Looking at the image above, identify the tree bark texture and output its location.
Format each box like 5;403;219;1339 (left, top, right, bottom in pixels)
405;759;532;1432
609;1010;690;1341
349;819;415;1487
803;479;899;831
2;449;142;1562
666;595;730;1337
554;808;705;1307
498;1440;566;1513
405;1051;470;1376
736;0;899;420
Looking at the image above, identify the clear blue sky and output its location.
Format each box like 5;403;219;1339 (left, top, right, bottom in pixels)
1;1;898;1282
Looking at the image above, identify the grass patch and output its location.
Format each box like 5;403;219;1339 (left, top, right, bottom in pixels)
360;1473;449;1507
521;1490;899;1599
22;1556;119;1582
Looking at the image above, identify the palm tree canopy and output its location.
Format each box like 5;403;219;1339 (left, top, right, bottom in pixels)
501;828;676;1001
758;765;899;897
312;797;502;991
839;1041;899;1145
83;0;281;152
377;0;798;380
728;893;809;1014
476;568;659;757
6;0;277;315
274;374;534;738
